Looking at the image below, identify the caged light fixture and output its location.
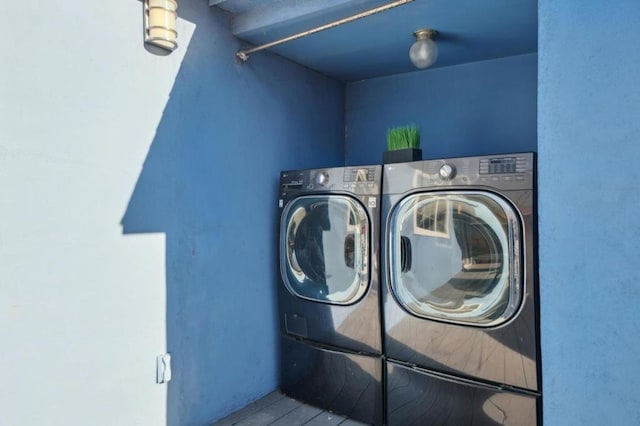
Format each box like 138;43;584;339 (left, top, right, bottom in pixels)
144;0;178;52
409;29;438;69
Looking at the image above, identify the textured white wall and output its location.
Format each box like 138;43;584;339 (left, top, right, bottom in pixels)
0;2;195;424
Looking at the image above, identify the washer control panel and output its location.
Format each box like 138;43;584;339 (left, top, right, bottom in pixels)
280;166;381;196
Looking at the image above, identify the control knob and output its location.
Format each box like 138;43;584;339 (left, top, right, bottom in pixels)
315;171;329;186
439;164;456;180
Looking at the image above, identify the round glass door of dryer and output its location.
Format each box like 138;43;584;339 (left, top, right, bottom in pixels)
281;195;370;304
388;192;522;326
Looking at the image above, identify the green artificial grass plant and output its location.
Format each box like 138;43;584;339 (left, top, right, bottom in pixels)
387;125;420;151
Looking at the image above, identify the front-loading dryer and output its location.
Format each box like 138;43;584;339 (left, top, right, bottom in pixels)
382;153;541;425
277;165;382;425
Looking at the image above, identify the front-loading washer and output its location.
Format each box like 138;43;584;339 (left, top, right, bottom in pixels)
277;165;383;425
382;153;541;425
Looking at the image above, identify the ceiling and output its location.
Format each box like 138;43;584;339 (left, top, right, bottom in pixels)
211;0;538;82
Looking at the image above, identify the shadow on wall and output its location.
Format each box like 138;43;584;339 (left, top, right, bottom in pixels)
121;1;345;425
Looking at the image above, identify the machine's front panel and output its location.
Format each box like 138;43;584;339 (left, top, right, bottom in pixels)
382;154;539;392
278;165;382;355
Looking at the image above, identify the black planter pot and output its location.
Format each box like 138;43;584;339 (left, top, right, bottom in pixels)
383;148;422;164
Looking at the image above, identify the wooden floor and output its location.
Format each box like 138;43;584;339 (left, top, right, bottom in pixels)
212;391;369;426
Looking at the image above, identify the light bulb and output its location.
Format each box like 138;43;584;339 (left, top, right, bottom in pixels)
409;29;438;69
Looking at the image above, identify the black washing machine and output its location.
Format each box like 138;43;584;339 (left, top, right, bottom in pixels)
278;165;383;425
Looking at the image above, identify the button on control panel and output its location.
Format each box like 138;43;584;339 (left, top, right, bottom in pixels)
479;156;527;175
477;155;530;186
439;164;456;180
343;167;377;183
315;171;329;186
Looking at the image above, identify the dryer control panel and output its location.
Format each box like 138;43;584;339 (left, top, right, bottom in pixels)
422;153;534;190
383;153;535;194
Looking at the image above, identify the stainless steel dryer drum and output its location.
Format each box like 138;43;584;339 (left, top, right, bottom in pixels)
382;153;541;425
278;165;383;425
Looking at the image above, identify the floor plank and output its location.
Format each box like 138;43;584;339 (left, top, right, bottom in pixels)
338;420;369;426
269;404;323;426
213;392;287;426
212;391;369;425
233;397;301;426
303;411;348;425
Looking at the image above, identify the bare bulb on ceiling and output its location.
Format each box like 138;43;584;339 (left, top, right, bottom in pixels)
409;29;438;69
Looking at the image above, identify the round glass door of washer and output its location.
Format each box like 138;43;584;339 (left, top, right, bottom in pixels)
389;192;522;326
281;195;370;305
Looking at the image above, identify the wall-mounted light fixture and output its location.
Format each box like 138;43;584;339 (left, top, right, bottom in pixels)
144;0;178;52
409;29;438;69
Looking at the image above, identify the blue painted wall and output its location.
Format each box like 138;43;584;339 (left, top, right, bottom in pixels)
538;1;640;425
345;53;537;165
122;2;344;424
